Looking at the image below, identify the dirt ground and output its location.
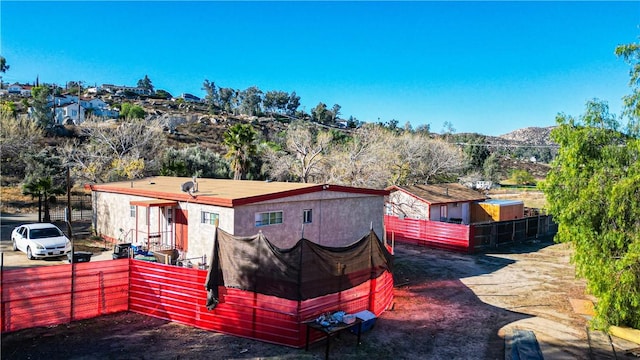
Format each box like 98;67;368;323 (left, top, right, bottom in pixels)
5;234;636;360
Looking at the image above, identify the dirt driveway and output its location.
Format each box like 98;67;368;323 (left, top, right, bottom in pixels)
1;237;636;359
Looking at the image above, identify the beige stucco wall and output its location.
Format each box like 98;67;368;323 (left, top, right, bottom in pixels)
233;190;385;248
388;191;470;224
93;188;385;260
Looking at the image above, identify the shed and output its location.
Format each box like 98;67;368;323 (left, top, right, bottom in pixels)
386;183;487;224
472;199;525;222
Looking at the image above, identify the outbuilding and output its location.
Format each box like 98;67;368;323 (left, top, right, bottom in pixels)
386;183;487;225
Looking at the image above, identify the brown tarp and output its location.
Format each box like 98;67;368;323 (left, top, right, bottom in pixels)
205;228;392;310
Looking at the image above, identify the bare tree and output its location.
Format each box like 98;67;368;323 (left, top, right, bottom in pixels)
391;133;466;185
0;113;44;179
324;124;392;188
62;117;167;183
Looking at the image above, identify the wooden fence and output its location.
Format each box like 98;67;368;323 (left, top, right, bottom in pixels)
385;215;557;253
1;259;394;348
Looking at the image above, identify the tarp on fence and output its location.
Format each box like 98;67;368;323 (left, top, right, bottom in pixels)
205;229;392;309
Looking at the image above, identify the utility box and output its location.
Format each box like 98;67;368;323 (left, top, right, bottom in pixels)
351;310;377;334
472;199;524;222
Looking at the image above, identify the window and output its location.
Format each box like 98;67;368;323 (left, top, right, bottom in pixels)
167;208;173;224
440;205;448;220
201;211;219;225
255;211;283;227
130;206;136;218
303;209;312;224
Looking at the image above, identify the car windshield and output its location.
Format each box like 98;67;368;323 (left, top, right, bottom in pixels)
30;227;63;239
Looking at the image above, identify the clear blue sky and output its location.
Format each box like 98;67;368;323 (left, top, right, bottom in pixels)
2;1;639;135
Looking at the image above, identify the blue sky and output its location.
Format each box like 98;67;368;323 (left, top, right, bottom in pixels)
2;1;639;136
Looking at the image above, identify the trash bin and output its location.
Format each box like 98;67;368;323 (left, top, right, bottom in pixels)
68;251;92;263
112;243;132;259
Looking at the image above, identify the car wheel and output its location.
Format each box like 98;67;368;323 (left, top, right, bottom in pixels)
26;246;35;260
12;239;17;251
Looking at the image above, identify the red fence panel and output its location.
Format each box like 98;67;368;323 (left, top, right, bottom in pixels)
385;215;471;252
0;259;129;333
2;259;393;349
129;259;393;348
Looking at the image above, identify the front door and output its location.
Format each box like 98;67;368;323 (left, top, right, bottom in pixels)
175;209;188;252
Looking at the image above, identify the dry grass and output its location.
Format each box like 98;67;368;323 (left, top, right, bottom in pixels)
487;188;547;209
1;186;38;213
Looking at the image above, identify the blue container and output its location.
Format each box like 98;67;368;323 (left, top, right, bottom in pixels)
350;310;376;334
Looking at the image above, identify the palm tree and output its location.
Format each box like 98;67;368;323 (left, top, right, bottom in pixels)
223;124;257;180
22;176;66;222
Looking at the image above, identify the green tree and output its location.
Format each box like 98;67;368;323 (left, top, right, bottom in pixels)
238;86;262;116
137;75;154;94
202;79;219;114
155;89;172;99
483;153;501;182
120;102;146;119
542;99;640;329
509;169;535;185
218;87;236;114
22;176;66;223
312;102;329;124
22;146;69;222
0;55;8;73
541;40;640;329
223;123;257;180
1;101;16;118
30;86;53;127
263;90;289;115
160;146;230;178
286;92;300;116
615;41;640;136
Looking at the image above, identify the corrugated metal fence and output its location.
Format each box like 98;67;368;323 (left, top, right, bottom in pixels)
385;214;557;253
0;260;129;332
1;259;394;348
385;215;472;252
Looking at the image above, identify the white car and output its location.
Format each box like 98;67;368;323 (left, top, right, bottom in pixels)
11;223;72;260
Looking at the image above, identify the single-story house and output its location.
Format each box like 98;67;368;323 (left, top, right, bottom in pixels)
86;176;389;262
385;183;487;225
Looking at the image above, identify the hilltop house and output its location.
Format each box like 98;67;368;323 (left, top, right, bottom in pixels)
86;176;388;262
7;83;32;97
101;84;152;96
385;183;487;225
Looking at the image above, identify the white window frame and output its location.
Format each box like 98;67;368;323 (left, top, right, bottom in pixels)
255;211;283;227
303;209;312;224
201;211;219;225
130;205;136;218
440;205;448;220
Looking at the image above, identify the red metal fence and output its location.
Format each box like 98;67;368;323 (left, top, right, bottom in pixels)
385;215;472;252
0;260;129;332
384;214;557;253
1;259;394;348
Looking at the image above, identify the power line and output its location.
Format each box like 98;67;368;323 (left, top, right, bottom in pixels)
451;142;560;149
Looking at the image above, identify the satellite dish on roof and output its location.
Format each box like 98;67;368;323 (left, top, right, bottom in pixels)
181;181;195;194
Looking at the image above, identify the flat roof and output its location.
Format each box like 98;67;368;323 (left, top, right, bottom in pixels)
86;176;388;207
480;199;524;206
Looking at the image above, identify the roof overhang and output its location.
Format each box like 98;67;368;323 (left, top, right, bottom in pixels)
130;199;178;208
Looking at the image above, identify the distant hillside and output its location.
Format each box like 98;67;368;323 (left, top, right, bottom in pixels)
498;126;555;145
